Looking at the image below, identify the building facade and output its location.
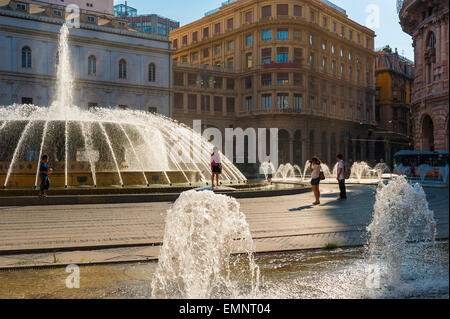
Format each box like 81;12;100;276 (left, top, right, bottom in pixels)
374;46;415;165
114;3;179;36
170;0;378;170
38;0;114;14
399;0;449;151
0;0;172;116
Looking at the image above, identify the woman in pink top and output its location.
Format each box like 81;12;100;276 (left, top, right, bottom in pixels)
309;156;322;205
210;147;222;188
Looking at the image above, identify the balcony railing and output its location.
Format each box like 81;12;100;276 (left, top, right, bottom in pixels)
173;61;236;73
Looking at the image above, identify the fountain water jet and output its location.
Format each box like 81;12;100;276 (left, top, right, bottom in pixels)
366;176;436;288
0;24;246;188
151;190;260;298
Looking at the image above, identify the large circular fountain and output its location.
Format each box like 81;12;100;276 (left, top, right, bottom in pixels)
0;25;246;189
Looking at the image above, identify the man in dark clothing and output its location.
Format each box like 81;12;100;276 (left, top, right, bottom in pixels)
39;154;52;197
336;154;347;200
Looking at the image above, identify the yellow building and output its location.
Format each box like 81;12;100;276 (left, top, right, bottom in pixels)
374;46;414;164
170;0;377;169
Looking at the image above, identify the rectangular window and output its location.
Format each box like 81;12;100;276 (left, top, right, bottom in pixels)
293;30;302;40
294;73;302;85
227;18;233;30
340;26;345;37
203;27;209;39
262;94;272;109
246;35;252;46
182;35;188;46
214;96;223;112
245;11;252;23
191;52;198;61
323;99;327;113
245;96;252;112
332;21;336;32
322;57;327;71
215;44;221;55
227;41;234;51
192;31;198;42
246;53;252;68
277;93;289;108
226;78;235;90
261;73;272;86
172;39;178;50
294;48;302;64
245;76;252;89
310;96;315;110
174;93;184;109
262;5;272;18
277;73;289;85
277;4;288;15
277;29;289;40
227;58;234;69
349;30;353;40
214;77;222;89
215;23;221;34
294;94;303;110
294;5;302;17
188;73;197;86
309;53;314;68
322;16;327;28
261;48;272;64
174;72;184;86
203;48;209;58
262;30;272;41
277;47;289;63
181;55;188;63
188;94;197;110
16;3;27;11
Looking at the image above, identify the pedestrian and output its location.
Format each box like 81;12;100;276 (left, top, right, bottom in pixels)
336;154;347;201
309;156;322;205
210;147;222;188
410;161;415;178
267;160;273;183
38;154;52;198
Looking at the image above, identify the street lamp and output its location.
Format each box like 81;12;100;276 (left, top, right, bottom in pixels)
196;65;216;135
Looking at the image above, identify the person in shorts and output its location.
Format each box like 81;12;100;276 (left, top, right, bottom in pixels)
309;156;322;205
210;147;222;188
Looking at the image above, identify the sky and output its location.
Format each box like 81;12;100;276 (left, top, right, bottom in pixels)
113;0;414;61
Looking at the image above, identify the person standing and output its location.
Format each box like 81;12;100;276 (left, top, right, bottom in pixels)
336;154;347;201
309;156;322;205
38;154;52;198
210;147;222;188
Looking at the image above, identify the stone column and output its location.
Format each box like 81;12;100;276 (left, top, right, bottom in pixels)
368;141;375;163
302;138;308;166
183;92;188;113
344;138;349;162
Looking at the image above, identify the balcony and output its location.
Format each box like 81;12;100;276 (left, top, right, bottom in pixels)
173;61;236;73
238;107;304;116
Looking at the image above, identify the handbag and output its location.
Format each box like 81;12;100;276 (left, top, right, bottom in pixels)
319;171;326;180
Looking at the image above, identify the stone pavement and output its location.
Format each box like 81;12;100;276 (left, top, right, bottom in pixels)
0;184;448;268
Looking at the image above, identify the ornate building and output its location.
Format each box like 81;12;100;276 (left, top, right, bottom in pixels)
0;0;172;116
399;0;449;151
170;0;378;170
374;46;414;165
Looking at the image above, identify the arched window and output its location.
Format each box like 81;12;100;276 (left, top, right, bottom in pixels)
149;63;156;82
88;55;96;75
21;46;32;68
427;32;436;49
119;59;127;79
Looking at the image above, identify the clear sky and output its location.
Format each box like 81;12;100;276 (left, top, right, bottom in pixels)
114;0;414;61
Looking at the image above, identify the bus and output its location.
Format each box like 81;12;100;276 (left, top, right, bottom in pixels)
393;150;449;177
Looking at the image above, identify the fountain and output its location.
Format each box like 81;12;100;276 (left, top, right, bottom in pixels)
0;25;246;189
374;162;391;180
439;164;449;184
151;190;260;298
417;164;434;183
366;176;436;288
273;163;296;180
350;161;371;182
259;161;276;181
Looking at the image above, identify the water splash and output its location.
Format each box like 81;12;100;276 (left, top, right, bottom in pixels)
151;190;260;298
366;176;436;288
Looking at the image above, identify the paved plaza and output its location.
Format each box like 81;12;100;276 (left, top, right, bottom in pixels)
0;184;448;268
